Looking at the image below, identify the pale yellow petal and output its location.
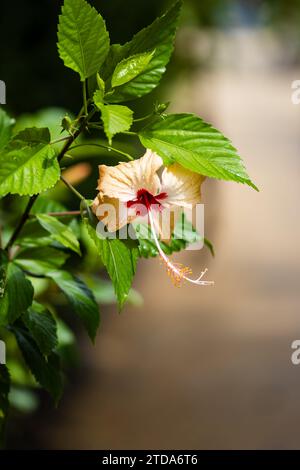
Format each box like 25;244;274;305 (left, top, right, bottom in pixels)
92;195;136;232
161;163;205;209
97;149;163;202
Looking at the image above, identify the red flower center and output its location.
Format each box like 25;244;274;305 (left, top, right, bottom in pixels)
127;189;167;216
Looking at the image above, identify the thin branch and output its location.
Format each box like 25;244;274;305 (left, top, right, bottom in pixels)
121;131;137;136
5;109;96;251
83;80;88;116
69;142;133;161
5;195;38;249
50;135;70;145
88;123;104;131
57;109;96;163
133;113;154;123
29;210;81;218
88;123;137;137
60;176;85;201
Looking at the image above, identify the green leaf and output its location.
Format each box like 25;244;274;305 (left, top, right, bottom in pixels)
30;196;67;215
36;214;81;255
23;302;58;356
0;143;60;197
93;73;106;103
97;104;133;145
17;200;77;249
10;127;50;147
13;325;63;403
0;108;14;150
57;0;110;80
83;275;143;307
139;113;257;189
16;220;54;248
0;250;8;299
0;365;10;448
0;263;34;325
111;50;155;88
47;271;100;342
9;387;39;414
102;1;181;102
93;89;104;107
56;318;75;348
133;214;214;258
204;238;215;257
84;217;138;310
13;108;72;142
14;247;69;275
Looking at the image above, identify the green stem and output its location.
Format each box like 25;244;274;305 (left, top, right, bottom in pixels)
5;195;39;250
133;113;153;123
70;143;133;161
88;123;137;137
57;109;96;164
5;109;96;251
60;176;85;201
83;80;88;116
29;210;81;218
50;135;70;145
88;123;103;130
121;131;137;136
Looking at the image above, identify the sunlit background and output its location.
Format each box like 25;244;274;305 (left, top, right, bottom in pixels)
2;0;300;449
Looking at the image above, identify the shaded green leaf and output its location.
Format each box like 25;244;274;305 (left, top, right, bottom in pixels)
36;214;81;255
9;387;39;414
0;250;8;299
0;143;60;197
83;275;143;307
139;113;257;189
111;50;155;88
13;325;63;403
0;365;10;448
16;220;54;248
47;271;100;342
10;127;50;147
23;302;58;356
14;247;69;275
13;108;72;142
57;0;110;80
30;197;67;215
0;108;14;150
0;263;34;325
56;318;75;348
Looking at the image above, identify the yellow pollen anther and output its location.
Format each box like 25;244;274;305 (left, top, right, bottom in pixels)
148;209;214;287
160;257;193;287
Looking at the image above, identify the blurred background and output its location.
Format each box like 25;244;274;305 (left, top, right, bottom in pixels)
1;0;300;449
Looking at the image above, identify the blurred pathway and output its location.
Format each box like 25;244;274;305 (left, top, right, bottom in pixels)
43;30;300;449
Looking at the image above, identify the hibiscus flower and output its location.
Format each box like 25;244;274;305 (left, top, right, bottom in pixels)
92;149;213;287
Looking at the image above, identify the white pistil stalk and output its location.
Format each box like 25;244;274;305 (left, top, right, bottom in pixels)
148;209;214;287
